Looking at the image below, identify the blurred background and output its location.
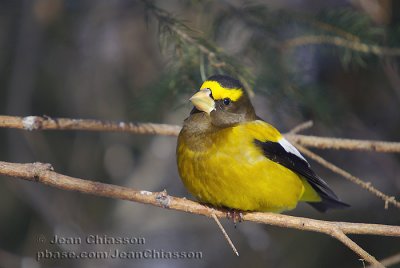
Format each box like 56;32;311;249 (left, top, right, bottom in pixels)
0;0;399;267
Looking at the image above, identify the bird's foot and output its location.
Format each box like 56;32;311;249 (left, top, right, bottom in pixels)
226;210;243;228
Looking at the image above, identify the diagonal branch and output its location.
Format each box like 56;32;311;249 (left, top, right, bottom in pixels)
1;160;398;267
331;229;382;268
294;144;400;209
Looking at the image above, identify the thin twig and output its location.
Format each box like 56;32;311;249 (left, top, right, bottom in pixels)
211;213;239;256
294;144;400;209
144;1;255;97
169;24;254;97
0;161;398;267
169;25;219;63
1;115;400;153
288;120;314;134
283;35;400;56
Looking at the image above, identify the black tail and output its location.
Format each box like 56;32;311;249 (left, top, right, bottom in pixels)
252;138;350;213
307;193;350;213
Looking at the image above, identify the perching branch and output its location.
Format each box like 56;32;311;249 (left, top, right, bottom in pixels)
1;161;399;267
1;115;399;209
1;115;399;266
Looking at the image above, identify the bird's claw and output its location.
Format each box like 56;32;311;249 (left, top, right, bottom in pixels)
226;210;243;227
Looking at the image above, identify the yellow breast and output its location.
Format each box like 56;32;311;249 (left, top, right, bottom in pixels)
176;120;305;212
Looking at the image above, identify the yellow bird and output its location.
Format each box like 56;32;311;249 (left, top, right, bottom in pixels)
176;74;349;213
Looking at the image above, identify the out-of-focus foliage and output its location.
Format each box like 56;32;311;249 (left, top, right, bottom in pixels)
0;1;399;268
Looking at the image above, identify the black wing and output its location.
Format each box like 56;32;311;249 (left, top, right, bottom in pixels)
254;139;349;212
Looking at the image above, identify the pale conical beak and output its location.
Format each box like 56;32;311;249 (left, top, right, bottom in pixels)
189;88;215;114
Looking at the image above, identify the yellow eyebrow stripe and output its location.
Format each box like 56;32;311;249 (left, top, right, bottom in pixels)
200;81;243;101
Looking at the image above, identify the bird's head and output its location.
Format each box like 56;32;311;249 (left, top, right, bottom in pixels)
189;75;256;127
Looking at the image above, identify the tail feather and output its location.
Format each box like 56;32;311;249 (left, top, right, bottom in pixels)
301;177;349;212
307;194;350;212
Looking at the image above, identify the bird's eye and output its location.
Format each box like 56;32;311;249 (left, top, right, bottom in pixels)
223;98;231;105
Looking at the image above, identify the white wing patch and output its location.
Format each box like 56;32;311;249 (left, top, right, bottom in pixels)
278;138;307;162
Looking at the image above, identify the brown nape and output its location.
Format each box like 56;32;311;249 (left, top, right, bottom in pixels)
210;91;256;128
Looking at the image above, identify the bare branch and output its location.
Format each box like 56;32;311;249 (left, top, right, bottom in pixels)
0;115;181;136
285;134;400;153
294;144;400;209
1;114;399;208
2;115;400;153
0;161;399;267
